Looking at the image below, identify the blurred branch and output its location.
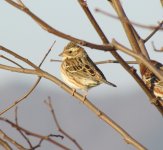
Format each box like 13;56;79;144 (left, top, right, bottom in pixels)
95;60;137;65
50;59;138;65
112;39;163;81
111;0;141;54
45;97;83;150
95;8;163;31
161;0;163;7
112;39;163;113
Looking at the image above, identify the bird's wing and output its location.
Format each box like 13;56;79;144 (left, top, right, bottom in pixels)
65;57;104;82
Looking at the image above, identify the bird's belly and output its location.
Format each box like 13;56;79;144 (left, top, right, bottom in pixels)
60;68;100;90
154;86;163;100
60;70;81;89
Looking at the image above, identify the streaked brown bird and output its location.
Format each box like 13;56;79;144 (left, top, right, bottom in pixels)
59;42;116;94
140;60;163;100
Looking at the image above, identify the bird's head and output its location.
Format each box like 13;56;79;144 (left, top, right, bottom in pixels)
59;42;87;59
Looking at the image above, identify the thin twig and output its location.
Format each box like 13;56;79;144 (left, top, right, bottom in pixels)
15;106;33;149
0;55;24;68
144;21;163;43
0;77;41;116
44;97;83;150
0;45;38;69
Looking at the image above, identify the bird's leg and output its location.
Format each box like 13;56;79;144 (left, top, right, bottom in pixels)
82;91;88;103
71;88;76;96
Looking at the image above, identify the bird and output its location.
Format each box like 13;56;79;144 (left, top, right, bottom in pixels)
59;42;116;96
140;60;163;100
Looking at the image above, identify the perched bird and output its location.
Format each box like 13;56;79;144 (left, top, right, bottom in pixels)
140;60;163;100
59;42;116;94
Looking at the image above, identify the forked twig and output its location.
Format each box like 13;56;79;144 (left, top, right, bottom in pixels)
0;41;55;116
44;97;83;150
0;117;70;150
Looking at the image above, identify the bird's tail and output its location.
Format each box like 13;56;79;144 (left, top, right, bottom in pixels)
104;80;117;87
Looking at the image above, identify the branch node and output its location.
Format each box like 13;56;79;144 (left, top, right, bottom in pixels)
130;66;137;73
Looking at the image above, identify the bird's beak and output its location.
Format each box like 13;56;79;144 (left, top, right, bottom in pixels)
59;52;64;57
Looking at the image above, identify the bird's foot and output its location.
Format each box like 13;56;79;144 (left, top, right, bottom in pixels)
71;89;76;96
82;92;88;103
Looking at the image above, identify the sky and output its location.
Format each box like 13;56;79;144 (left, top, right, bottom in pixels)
0;0;163;150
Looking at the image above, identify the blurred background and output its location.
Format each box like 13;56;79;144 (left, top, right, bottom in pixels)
0;0;163;149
